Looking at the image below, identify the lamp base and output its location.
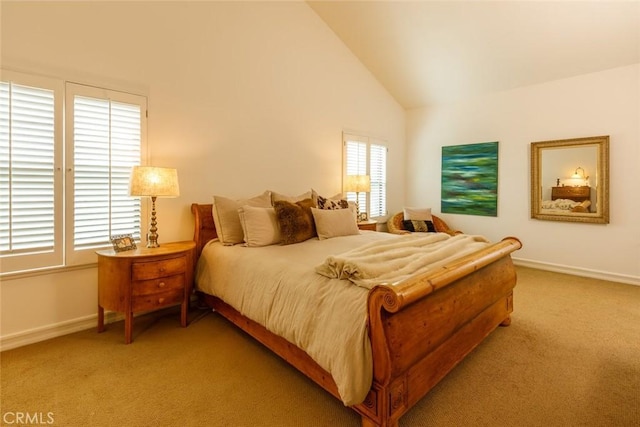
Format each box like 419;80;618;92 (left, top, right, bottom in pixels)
146;233;160;248
146;196;160;248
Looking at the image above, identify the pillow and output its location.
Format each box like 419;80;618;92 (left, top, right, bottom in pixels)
402;219;436;233
238;206;281;247
317;194;349;210
273;198;317;245
271;190;312;205
311;189;344;207
403;207;433;221
311;207;360;240
212;191;272;245
347;201;358;218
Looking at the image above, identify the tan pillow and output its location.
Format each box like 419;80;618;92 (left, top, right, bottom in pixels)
273;198;317;245
238;206;281;247
271;190;312;205
212;191;272;245
311;207;360;240
403;207;433;221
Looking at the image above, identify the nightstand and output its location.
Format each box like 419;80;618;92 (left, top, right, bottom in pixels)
357;220;378;231
551;186;590;203
96;240;196;344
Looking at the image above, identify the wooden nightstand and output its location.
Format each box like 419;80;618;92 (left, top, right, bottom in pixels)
551;186;590;202
357;220;378;231
96;241;196;344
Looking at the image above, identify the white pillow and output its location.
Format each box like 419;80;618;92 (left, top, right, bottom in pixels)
238;206;281;247
311;207;360;240
403;207;433;221
212;191;272;245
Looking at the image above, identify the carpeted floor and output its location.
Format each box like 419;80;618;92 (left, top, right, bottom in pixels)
1;266;639;426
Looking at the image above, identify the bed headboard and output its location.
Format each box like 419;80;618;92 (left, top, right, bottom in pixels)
191;203;217;258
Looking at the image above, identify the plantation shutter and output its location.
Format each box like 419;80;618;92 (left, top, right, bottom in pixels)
369;143;387;218
0;72;63;272
344;138;367;210
343;133;388;219
66;83;146;265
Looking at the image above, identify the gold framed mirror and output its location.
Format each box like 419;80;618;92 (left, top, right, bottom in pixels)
531;135;609;224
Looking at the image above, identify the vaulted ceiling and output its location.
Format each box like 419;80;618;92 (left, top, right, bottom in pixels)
308;1;640;109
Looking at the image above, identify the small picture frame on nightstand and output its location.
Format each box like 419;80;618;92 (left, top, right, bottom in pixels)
110;234;137;253
358;212;368;221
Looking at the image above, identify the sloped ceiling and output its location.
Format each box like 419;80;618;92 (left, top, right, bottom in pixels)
308;1;640;109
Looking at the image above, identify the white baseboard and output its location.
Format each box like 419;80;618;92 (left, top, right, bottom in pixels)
0;312;123;352
512;257;640;286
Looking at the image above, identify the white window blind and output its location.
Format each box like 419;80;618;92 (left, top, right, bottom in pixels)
0;70;146;275
66;83;145;265
0;71;63;273
344;139;367;210
369;144;387;218
343;133;387;219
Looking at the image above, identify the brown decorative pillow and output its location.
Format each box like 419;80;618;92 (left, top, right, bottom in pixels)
317;194;349;210
273;198;317;245
402;219;436;233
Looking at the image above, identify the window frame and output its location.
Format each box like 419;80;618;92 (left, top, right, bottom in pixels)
342;132;388;220
64;82;148;266
0;70;148;275
0;70;64;273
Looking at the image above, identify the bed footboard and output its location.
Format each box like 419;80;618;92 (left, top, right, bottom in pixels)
359;237;522;427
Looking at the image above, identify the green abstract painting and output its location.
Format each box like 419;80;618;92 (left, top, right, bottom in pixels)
441;141;498;216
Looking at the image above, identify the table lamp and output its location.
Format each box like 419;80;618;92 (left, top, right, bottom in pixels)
129;166;180;248
344;174;371;220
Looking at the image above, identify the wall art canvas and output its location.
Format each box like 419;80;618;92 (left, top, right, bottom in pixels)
441;141;498;216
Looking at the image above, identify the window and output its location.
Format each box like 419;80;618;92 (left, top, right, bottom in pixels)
65;83;146;265
0;70;147;274
1;71;64;273
343;132;387;219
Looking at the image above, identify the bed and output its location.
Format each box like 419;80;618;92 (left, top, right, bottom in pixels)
540;198;592;214
191;202;522;427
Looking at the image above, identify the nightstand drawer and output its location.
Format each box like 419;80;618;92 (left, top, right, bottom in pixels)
132;256;186;281
357;220;377;231
551;186;590;201
132;274;185;296
132;289;184;311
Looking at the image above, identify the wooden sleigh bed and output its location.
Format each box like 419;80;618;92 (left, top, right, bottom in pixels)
191;203;522;427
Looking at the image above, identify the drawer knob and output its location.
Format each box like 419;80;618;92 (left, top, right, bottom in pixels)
158;297;165;304
158;282;166;288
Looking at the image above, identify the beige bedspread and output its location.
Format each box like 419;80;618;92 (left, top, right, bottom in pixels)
196;231;397;405
195;231;489;406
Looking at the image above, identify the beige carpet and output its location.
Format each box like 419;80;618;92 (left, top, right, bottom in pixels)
1;267;639;426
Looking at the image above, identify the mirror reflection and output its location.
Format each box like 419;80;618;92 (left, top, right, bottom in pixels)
531;136;609;224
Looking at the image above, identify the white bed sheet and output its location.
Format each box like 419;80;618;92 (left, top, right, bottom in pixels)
195;231;398;406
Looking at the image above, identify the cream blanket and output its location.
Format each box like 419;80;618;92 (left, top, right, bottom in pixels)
315;233;490;289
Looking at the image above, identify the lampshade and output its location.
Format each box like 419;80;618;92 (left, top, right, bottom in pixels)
129;166;180;198
571;166;585;180
344;175;371;193
128;166;179;248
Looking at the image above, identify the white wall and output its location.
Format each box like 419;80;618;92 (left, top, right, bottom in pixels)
0;1;405;349
406;64;640;284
